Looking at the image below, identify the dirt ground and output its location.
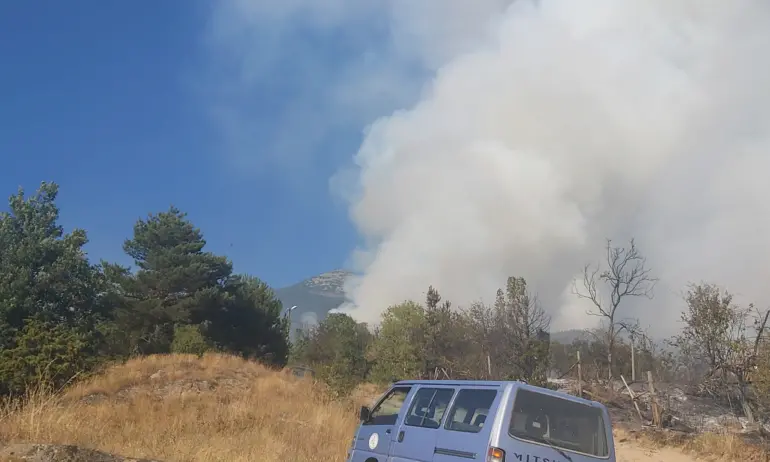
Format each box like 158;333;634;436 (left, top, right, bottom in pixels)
616;439;701;462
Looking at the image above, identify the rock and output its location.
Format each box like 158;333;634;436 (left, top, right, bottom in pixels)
0;444;162;462
149;370;165;381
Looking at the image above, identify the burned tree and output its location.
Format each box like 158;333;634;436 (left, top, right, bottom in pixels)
572;239;657;382
672;283;770;422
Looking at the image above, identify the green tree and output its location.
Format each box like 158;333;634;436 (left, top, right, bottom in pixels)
107;207;290;365
0;318;99;394
292;313;370;394
170;324;212;356
453;277;551;385
506;277;551;386
201;275;290;366
368;301;426;383
115;207;232;354
423;286;456;377
0;182;104;394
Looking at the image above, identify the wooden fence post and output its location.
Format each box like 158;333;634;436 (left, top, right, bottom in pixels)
647;371;662;427
631;335;636;382
621;375;645;424
577;351;583;397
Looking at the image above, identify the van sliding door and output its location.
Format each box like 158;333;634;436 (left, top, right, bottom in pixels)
434;388;501;462
389;386;455;462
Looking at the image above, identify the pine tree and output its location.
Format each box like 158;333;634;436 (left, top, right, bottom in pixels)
116;206;232;354
0;182;103;394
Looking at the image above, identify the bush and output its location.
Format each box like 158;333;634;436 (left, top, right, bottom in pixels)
0;318;99;395
171;324;211;356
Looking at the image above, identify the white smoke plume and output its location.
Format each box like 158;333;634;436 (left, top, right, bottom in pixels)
209;0;770;337
334;0;770;336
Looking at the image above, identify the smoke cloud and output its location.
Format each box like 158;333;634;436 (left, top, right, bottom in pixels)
334;0;770;336
207;0;770;337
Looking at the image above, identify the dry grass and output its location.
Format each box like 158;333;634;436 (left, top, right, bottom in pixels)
0;354;364;462
0;354;766;462
587;382;769;460
616;428;769;461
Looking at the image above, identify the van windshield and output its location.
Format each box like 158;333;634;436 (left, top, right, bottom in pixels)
508;389;609;458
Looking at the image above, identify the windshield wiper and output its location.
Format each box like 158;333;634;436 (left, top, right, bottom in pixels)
531;435;573;462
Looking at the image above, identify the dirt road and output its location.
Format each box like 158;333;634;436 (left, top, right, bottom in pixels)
616;439;701;462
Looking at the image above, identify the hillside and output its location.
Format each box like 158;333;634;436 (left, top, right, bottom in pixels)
0;354;763;462
0;355;357;461
274;270;350;332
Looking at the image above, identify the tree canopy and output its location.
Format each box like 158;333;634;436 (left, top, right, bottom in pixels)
0;183;290;394
3;181;770;425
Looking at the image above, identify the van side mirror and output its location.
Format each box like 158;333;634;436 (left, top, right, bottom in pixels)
359;406;371;422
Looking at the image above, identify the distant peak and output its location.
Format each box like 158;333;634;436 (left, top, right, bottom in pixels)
304;270;352;294
320;269;351;277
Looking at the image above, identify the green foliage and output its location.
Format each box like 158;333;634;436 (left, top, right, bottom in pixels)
348;279;554;388
368;301;426;383
115;207;232;354
492;277;551;384
0;184;292;396
423;286;459;378
292;313;371;395
202;275;290;366
101;207;290;365
171;324;211;356
0;182;104;395
0;317;98;395
13;180;769;421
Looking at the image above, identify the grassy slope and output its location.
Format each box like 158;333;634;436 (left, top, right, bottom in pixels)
0;354;765;462
0;355;358;461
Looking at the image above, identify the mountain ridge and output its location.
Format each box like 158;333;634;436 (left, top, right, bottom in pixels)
274;270;587;344
274;270;351;331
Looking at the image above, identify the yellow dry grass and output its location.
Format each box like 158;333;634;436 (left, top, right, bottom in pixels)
615;427;769;462
0;353;766;462
0;354;364;462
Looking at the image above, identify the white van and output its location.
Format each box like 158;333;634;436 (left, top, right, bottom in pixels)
347;380;615;462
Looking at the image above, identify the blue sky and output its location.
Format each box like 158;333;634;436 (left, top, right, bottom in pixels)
0;1;405;288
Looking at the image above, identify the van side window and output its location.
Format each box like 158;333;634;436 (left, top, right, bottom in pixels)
444;389;497;433
365;386;412;426
508;388;609;457
404;388;455;429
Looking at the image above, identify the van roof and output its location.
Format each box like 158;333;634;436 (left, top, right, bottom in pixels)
392;379;604;408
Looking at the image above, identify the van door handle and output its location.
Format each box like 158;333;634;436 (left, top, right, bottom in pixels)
398;431;405;442
385;429;391;434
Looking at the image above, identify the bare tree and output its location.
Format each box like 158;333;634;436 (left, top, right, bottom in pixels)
672;283;770;422
572;238;657;382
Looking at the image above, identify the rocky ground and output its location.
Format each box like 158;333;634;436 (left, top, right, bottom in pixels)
0;444;160;462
